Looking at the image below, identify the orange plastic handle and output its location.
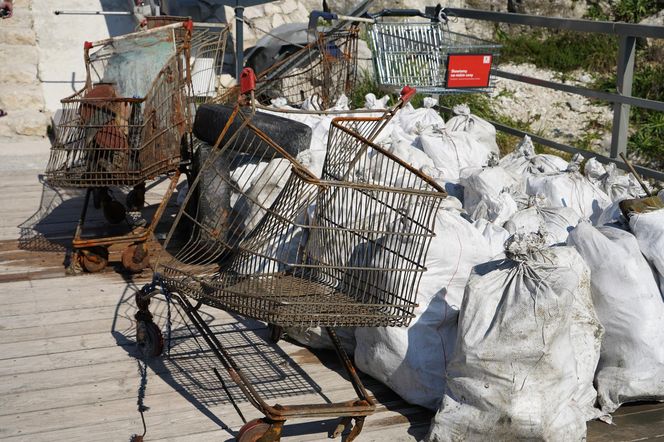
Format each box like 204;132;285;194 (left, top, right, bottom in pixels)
400;86;417;102
240;67;257;94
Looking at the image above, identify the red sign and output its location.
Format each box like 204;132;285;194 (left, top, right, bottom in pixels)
446;54;493;88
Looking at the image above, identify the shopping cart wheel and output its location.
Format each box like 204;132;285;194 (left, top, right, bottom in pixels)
136;319;163;358
103;199;126;224
237;418;272;442
122;244;150;273
267;324;283;343
80;247;109;273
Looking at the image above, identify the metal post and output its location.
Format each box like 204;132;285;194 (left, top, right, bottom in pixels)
235;5;244;81
610;35;636;160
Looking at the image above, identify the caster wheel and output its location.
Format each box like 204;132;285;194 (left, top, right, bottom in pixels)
122;244;150;273
80;247;108;273
267;324;283;344
135;289;151;311
237;418;271;442
103;199;126;224
136;320;163;358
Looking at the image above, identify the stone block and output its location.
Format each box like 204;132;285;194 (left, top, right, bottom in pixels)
279;0;298;15
271;14;286;29
0;110;50;138
263;2;283;15
0;85;44;111
0;27;36;45
243;5;264;20
0;44;39;66
0;62;39;84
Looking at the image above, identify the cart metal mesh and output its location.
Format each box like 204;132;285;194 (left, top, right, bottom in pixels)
370;21;501;94
155;107;446;328
44;23;192;188
146;17;231;103
218;26;359;109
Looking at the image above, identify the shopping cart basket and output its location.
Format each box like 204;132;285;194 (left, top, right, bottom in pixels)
41;20;223;273
134;83;446;440
219;13;360;109
367;6;501;94
145;16;232;103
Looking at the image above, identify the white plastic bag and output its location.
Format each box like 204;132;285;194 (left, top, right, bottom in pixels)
504;197;581;245
500;135;568;186
355;208;493;410
426;234;598;441
397;97;445;135
473;218;510;258
629;208;664;294
567;222;664;413
460;166;522;225
446;103;499;156
525;155;611;224
586;160;648;201
364;92;391;110
284;326;356;353
420;129;493;182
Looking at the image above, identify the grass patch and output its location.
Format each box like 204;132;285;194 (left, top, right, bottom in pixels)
495;29;618;74
495;0;664;170
594;62;664;169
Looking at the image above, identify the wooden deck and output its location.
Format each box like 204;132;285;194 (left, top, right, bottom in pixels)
1;140;662;441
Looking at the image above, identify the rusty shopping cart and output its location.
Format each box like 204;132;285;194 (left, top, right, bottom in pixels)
134;83;446;441
366;6;501;94
44;20;228;273
219;15;360;109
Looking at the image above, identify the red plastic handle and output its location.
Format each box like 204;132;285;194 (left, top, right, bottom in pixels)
240;67;256;94
84;41;93;50
400;86;417;102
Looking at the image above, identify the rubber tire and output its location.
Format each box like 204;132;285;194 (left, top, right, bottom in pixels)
237;419;271;442
103;199;126;224
193;104;312;159
136;320;163;358
81;247;109;273
268;324;283;344
122;244;150;273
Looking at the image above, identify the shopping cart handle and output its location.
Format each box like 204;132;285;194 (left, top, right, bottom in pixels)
400;86;417;103
240;67;256;94
308;10;373;29
370;8;427;19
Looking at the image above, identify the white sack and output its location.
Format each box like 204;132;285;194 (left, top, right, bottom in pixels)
446;103;500;156
420;130;493;182
594;199;627;227
460;166;522;225
629;208;664;294
585;158;645;201
584;157;607;182
500;135;568;187
355;208;493;410
426;234;599;441
525;155;611;224
284;326;356;353
364;93;390;110
473;218;510;258
567;222;664;413
504;200;581;245
397;98;445;135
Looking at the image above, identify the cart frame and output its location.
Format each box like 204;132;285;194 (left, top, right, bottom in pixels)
133;80;446;440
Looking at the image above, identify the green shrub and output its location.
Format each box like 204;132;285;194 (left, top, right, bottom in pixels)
496;29;617;74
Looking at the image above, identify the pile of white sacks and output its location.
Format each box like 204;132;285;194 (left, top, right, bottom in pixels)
261;94;664;440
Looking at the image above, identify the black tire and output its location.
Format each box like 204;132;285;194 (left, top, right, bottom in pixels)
136;320;163;359
193;104;312;159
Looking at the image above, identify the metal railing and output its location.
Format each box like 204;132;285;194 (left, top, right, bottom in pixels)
443;8;664;181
